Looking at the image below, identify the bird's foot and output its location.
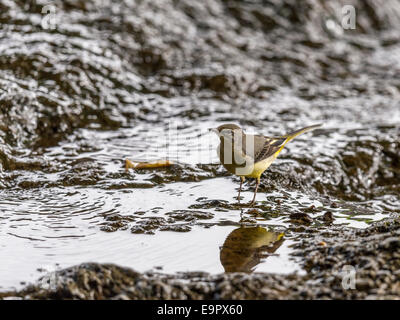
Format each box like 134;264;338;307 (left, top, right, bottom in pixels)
235;197;244;207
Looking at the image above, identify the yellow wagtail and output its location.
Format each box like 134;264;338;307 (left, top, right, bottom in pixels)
210;123;322;206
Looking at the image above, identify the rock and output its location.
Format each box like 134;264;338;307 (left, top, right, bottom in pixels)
379;237;400;251
290;212;313;224
322;212;334;223
357;279;375;291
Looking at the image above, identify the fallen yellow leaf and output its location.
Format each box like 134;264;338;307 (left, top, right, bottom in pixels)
125;159;173;171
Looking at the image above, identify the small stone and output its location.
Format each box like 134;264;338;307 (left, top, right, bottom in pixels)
380;237;400;251
323;211;334;222
356;278;375;291
159;224;191;232
247;208;260;215
290;212;312;224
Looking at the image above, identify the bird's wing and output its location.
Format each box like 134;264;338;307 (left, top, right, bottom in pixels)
254;135;287;163
243;124;322;163
243;135;286;163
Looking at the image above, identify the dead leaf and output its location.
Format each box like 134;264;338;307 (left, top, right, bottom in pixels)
125;159;173;171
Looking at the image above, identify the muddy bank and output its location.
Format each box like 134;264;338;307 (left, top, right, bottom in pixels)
1;216;399;300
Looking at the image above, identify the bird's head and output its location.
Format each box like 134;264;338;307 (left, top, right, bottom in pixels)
209;124;243;140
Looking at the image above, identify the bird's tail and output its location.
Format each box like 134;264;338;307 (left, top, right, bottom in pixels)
270;124;322;158
281;124;322;144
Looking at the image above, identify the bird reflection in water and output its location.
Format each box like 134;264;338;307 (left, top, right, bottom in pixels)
220;226;284;273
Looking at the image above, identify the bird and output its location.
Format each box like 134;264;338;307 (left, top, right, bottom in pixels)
220;226;284;272
209;123;322;206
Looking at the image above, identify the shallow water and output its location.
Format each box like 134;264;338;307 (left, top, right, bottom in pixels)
0;121;396;290
1;0;400;291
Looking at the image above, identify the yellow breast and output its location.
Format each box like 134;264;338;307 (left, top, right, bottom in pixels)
244;155;276;178
217;144;278;179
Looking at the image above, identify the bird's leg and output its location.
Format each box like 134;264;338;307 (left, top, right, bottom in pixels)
249;177;260;207
237;176;245;205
